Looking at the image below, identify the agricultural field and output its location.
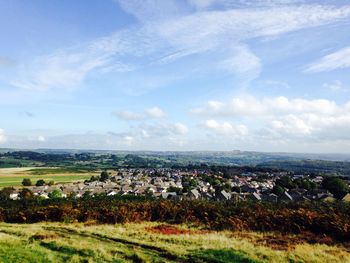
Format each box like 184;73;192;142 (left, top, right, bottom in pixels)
0;222;349;263
0;167;98;187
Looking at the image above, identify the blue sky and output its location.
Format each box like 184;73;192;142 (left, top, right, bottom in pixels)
1;0;350;152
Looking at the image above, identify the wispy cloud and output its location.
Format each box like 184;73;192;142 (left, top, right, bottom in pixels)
323;80;348;92
113;106;166;121
305;46;350;72
10;2;350;93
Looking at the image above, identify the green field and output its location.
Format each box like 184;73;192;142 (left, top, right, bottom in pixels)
0;222;348;263
0;167;98;187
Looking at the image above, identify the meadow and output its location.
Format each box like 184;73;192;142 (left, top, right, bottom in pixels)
0;221;349;263
0;167;98;187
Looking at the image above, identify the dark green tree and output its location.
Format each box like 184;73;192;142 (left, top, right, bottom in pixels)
35;179;46;186
167;186;182;194
276;176;294;189
22;178;32;186
100;171;109;182
322;177;349;199
272;185;285;196
82;190;93;199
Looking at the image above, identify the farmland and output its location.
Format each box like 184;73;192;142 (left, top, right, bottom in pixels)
0;167;98;187
0;222;349;263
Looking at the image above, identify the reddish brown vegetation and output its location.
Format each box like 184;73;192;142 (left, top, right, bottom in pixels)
1;196;350;243
145;224;207;235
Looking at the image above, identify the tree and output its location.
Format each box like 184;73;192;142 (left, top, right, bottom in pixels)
82;190;92;199
19;188;34;200
0;187;15;201
48;189;63;199
276;176;294;189
88;175;97;182
100;171;109;182
22;178;32;186
35;179;46;186
47;180;55;186
322;177;349;199
272;185;285;196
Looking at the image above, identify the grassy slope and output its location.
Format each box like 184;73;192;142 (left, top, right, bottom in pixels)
0;222;349;263
0;167;98;187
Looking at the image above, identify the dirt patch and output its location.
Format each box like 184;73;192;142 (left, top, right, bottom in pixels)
146;224;207;235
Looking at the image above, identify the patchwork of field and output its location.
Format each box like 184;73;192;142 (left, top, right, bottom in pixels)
0;167;98;187
0;222;349;263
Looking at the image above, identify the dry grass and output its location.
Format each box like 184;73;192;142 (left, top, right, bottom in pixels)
0;222;348;262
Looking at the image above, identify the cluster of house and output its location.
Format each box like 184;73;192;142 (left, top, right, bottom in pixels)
8;168;349;202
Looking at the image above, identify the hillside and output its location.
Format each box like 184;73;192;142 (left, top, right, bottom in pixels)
0;222;349;263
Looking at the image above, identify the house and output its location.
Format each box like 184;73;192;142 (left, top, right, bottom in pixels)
216;190;231;201
188;189;200;200
240;185;256;193
249;192;262;201
279;191;293;202
341;193;350;202
38;192;49;199
202;192;213;200
9;192;19;200
261;193;278;203
320;195;335;202
231;192;245;202
161;192;178;200
107;190;117;196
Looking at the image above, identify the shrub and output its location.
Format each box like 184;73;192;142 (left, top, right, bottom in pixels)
22;178;32;186
36;179;46;186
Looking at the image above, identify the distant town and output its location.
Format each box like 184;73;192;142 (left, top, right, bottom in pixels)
9;167;350;203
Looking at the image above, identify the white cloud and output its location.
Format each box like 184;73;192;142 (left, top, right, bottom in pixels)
37;135;46;142
323;80;347;92
144;107;166;118
114;106;166;121
188;0;307;9
204;119;248;136
192;95;350;141
123;135;135;145
0;129;6;144
138;122;189;138
192;95;338;117
114;111;144;121
107;121;189;148
305;46;350;72
174;122;189;135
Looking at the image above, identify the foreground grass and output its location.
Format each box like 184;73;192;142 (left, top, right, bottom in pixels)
0;222;348;263
0;167;98;187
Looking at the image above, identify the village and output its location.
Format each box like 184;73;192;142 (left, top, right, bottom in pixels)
8;167;349;202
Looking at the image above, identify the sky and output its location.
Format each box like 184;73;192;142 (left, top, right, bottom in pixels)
0;0;350;153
